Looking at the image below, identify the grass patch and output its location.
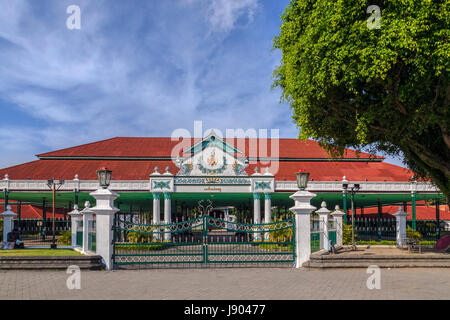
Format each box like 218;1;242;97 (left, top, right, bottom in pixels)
356;240;437;246
0;249;83;256
356;240;397;245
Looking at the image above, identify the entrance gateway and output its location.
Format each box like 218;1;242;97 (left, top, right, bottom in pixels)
113;214;295;267
112;131;295;267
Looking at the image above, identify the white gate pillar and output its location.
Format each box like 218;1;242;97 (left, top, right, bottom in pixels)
316;201;330;250
91;188;119;271
290;190;316;268
393;206;408;247
68;205;82;248
81;201;94;254
253;193;261;241
331;205;345;246
264;193;272;240
1;206;16;245
163;192;171;241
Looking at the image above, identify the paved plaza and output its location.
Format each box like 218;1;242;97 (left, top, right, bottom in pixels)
0;268;448;300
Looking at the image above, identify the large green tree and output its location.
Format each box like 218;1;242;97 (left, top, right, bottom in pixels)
273;0;449;201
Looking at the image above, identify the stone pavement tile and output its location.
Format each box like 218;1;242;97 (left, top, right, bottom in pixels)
0;268;449;300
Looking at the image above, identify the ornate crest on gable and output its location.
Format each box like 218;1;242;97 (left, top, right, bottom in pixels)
176;131;248;176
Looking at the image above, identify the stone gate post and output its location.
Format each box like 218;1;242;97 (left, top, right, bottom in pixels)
1;206;16;245
91;188;119;270
81;202;94;253
316;201;330;250
393;206;408;247
331;205;345;246
68;205;82;248
290;190;316;268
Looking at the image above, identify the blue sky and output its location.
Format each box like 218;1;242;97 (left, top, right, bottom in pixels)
0;0;405;169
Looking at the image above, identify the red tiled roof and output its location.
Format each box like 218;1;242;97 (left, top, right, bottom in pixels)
358;203;450;220
0;201;67;219
37;137;381;159
0;136;412;182
0;158;412;181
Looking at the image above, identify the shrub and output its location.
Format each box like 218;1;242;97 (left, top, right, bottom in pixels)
127;226;155;243
342;223;353;245
57;230;72;245
406;226;422;241
128;232;153;243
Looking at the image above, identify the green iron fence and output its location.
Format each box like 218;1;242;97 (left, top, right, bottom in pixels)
328;231;337;245
88;219;96;252
13;218;71;247
76;220;83;247
311;232;320;252
310;217;321;252
407;220;449;241
354;217;396;241
113;215;295;268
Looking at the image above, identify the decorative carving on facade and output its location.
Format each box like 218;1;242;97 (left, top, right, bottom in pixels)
175;132;248;177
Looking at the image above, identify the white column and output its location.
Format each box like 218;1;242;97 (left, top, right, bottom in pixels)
68;205;82;248
331;205;345;246
316;201;330;250
90;188;119;271
81;202;94;254
153;192;161;223
153;192;161;241
264;193;272;240
163;192;171;241
290;190;317;268
253;193;261;241
1;206;17;245
393;206;408;247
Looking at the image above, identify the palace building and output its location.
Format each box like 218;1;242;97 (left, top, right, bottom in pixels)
0;131;443;224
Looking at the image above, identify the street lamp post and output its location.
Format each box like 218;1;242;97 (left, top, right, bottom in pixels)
46;178;65;249
342;182;360;251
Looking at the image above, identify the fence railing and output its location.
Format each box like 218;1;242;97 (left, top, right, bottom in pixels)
13;218;71;247
353;217;396;242
88;219;96;252
406;220;450;241
76;220;83;247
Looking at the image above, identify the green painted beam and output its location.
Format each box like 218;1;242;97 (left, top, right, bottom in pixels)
0;191;443;212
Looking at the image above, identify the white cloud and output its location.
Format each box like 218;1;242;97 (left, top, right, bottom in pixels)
0;0;301;169
206;0;259;32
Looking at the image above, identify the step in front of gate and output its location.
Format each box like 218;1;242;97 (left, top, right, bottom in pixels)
0;256;104;270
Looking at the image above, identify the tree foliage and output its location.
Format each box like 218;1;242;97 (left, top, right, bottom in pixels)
273;0;449;200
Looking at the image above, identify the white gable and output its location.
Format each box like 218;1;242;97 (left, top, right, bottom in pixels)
176;133;248;176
